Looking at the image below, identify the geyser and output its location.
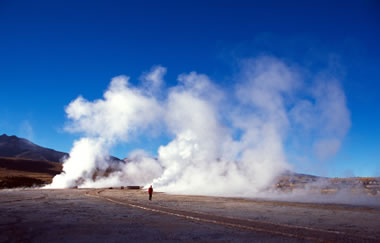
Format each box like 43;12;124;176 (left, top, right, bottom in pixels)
47;57;350;197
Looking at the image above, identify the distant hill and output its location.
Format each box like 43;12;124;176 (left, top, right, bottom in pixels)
0;134;68;162
0;134;123;163
0;134;123;188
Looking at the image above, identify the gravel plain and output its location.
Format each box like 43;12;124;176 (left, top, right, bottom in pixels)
1;188;379;242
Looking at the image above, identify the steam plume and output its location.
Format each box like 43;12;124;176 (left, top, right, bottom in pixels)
47;57;351;197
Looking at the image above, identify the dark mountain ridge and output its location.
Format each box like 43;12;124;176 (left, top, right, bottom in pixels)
0;134;123;163
0;134;68;162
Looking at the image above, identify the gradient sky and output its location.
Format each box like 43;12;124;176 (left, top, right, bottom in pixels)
0;0;379;177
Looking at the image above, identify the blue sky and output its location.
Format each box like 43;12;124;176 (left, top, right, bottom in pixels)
1;0;379;177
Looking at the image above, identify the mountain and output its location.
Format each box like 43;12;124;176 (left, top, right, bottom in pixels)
0;134;123;163
0;134;68;162
0;134;123;188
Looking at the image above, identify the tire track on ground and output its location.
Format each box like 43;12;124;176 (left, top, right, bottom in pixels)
0;195;47;204
86;190;380;243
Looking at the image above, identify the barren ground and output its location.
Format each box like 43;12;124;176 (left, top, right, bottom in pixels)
0;157;61;188
1;189;379;243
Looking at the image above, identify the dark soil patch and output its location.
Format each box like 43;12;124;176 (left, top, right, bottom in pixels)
0;176;45;188
0;157;62;174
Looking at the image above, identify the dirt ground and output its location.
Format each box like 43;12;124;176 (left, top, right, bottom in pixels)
0;189;379;243
0;157;62;188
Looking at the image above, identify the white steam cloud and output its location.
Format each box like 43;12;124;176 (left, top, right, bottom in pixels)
47;57;351;197
49;75;162;188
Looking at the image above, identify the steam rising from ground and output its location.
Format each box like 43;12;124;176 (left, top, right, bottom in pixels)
47;56;351;197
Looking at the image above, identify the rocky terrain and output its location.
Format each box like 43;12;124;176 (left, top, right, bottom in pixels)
274;172;380;197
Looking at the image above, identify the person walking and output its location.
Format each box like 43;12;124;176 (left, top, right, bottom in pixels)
148;185;153;200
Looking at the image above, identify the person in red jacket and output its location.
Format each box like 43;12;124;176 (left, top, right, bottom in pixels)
148;185;153;200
